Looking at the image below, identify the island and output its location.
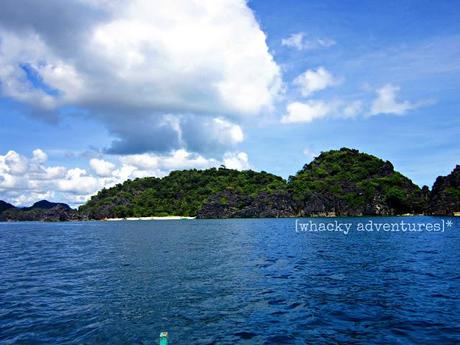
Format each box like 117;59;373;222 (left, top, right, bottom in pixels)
1;148;459;221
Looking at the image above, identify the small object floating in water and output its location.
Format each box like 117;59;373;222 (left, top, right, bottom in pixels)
159;331;168;345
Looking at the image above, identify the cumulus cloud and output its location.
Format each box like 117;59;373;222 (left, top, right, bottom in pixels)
282;82;427;124
281;101;332;124
180;116;244;154
0;148;251;207
223;152;250;170
281;99;365;124
281;85;425;123
293;67;341;97
90;158;116;177
119;149;219;173
281;32;336;51
2;151;29;175
57;168;100;194
369;84;421;116
0;0;282;154
32;149;48;163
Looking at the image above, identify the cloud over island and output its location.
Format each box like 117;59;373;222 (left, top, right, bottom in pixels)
0;0;281;155
0;149;250;206
0;0;446;205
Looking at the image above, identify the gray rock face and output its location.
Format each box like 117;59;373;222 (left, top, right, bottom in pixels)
429;165;460;215
1;150;459;220
289;148;427;217
293;192;395;217
0;200;79;222
197;190;297;218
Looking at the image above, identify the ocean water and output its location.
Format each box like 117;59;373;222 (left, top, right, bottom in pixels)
0;217;459;344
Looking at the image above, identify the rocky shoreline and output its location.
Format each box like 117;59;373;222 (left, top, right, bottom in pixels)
1;149;459;221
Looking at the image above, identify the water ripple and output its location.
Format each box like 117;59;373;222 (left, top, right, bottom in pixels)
0;218;459;344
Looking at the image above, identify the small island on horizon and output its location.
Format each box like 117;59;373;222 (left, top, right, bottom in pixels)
1;148;459;222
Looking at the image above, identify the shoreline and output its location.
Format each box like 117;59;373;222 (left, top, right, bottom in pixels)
0;214;458;223
104;216;196;221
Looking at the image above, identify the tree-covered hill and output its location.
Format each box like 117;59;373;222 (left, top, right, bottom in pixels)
288;148;427;216
2;148;457;220
79;168;288;219
79;148;432;219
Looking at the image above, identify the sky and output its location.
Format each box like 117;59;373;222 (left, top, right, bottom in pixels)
0;0;459;206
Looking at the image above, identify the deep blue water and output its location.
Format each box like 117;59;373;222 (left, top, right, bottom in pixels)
0;217;459;344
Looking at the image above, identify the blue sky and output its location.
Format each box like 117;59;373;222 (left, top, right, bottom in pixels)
0;0;459;205
245;0;460;181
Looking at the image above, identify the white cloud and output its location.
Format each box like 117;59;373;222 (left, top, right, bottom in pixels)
119;149;219;174
369;84;418;116
342;100;363;118
212;118;244;145
31;149;48;164
90;158;116;177
118;149;217;174
160;150;218;171
293;67;341;97
0;148;252;207
57;168;100;194
281;32;335;51
176;116;245;155
10;191;55;208
281;33;304;50
281;99;366;124
0;0;282;154
2;151;29;175
43;166;67;180
281;101;331;124
223;152;250;170
119;154;159;171
282;81;426;124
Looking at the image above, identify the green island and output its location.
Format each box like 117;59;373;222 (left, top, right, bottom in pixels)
1;148;459;221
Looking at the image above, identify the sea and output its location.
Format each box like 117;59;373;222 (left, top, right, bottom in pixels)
1;217;459;344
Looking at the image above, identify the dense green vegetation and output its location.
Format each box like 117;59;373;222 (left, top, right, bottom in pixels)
428;165;460;215
79;148;430;219
79;168;287;218
3;148;458;220
289;148;425;215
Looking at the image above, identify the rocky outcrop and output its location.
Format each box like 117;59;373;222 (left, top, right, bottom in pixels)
0;200;80;222
79;169;287;219
428;165;460;215
294;192;395;217
289;148;427;217
0;200;15;214
2;149;459;220
197;190;297;218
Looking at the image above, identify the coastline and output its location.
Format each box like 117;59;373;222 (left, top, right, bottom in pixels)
0;214;457;223
104;216;196;221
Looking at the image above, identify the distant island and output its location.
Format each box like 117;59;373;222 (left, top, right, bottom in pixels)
1;148;459;221
0;200;80;222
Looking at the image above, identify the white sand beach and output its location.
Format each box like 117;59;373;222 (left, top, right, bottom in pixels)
104;216;196;221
